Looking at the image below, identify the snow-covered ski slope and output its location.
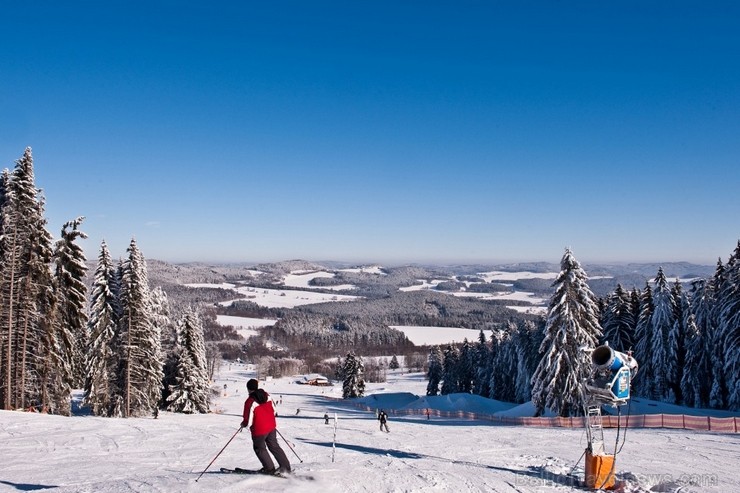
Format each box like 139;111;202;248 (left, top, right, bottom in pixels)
1;365;737;493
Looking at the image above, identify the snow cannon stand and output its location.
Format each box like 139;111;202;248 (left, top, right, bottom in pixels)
584;450;616;489
581;344;639;490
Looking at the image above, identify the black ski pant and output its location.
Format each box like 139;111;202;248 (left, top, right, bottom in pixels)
252;429;291;472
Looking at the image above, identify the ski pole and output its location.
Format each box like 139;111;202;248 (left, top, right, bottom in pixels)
276;428;303;463
195;426;243;482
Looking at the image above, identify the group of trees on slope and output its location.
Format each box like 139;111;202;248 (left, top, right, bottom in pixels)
426;319;544;405
425;245;740;415
297;289;536;331
0;148;210;417
264;312;414;355
0;148;88;414
599;243;740;411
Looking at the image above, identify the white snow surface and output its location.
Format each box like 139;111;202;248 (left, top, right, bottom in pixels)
2;366;737;493
391;325;483;345
478;271;559;282
185;283;359;308
215;315;278;339
282;271;356;291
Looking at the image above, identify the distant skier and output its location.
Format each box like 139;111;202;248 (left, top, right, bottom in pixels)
324;413;330;425
378;409;390;432
241;379;291;475
425;408;430;420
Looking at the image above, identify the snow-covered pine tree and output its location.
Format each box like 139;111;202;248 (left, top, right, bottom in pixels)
458;339;475;394
531;248;602;417
632;283;654;398
718;241;740;410
30;198;63;415
27;196;58;413
440;345;460;395
389;355;400;370
151;286;177;407
601;284;635;351
52;217;88;389
492;322;518;403
426;346;443;396
333;356;345;382
629;288;641;332
118;238;162;417
473;330;491;397
84;241;121;416
487;329;504;400
666;279;687;404
151;287;174;356
0;148;56;412
709;258;728;408
686;279;715;408
649;267;675;400
514;320;543;404
681;284;708;408
341;352;365;399
165;308;210;413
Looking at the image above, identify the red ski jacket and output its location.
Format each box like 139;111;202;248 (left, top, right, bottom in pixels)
242;390;277;437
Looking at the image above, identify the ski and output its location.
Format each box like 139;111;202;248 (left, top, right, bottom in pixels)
219;467;314;481
219;467;288;478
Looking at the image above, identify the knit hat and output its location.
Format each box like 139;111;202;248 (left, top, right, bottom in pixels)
247;379;259;392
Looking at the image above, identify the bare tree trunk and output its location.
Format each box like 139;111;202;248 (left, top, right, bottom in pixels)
20;312;29;410
125;315;131;418
40;327;50;413
18;274;33;410
4;228;17;410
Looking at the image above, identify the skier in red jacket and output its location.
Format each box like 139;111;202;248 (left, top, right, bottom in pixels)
241;379;291;474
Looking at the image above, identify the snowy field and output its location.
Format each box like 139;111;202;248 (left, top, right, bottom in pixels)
215;315;278;339
389;325;484;345
185;282;359;309
282;271;356;291
2;366;738;493
477;271;559;283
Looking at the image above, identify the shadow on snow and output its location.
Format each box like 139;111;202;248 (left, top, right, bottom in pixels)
300;440;584;489
0;480;58;491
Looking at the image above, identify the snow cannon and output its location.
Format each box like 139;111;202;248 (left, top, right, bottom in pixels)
587;344;638;405
581;345;639;489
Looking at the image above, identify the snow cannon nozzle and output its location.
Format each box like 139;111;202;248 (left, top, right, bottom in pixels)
591;345;638;374
592;345;620;371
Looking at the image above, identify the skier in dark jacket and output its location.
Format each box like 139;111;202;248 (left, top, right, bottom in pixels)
378;409;390;432
241;379;291;474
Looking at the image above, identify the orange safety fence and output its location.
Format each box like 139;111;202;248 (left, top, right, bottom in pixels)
328;397;739;433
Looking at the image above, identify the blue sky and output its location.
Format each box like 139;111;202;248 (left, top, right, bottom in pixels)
2;1;739;265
